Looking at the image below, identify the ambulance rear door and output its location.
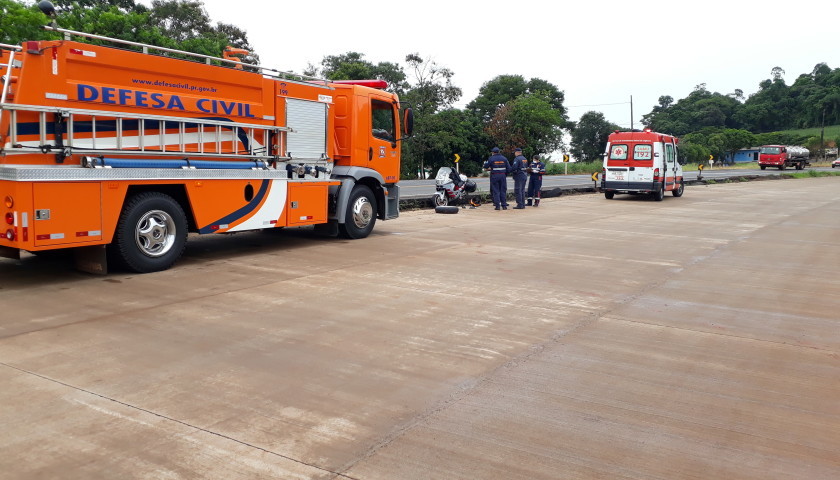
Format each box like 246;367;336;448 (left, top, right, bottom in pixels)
605;142;631;189
627;141;655;190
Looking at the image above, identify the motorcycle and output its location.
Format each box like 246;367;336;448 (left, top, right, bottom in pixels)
432;166;479;207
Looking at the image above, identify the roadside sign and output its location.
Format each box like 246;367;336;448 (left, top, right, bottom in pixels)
591;172;599;182
454;153;460;163
563;154;570;163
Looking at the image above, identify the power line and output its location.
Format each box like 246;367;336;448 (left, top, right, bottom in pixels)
566;101;631;108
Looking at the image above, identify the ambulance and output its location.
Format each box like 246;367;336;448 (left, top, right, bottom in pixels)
601;129;684;201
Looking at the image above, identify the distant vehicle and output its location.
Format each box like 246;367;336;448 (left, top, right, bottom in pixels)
832;158;840;168
758;145;810;170
601;129;684;201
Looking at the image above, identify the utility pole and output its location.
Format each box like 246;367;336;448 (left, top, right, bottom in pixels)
820;107;825;161
630;95;634;131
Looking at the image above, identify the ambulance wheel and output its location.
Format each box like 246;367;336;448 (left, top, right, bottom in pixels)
672;181;684;197
604;192;614;199
653;184;665;201
110;192;188;273
434;206;459;214
339;185;377;239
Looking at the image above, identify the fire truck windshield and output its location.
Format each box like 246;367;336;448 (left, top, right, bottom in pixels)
760;146;781;154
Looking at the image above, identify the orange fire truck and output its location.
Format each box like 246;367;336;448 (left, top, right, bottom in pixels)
0;13;413;273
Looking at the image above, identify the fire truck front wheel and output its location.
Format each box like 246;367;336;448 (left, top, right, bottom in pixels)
339;185;377;239
111;192;188;273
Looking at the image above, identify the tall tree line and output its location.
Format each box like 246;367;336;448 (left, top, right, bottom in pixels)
3;0;838;174
644;66;840;136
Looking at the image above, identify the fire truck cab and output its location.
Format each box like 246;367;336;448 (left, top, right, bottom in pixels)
601;130;684;201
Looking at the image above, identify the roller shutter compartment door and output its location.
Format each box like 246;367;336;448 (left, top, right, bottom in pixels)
286;98;328;161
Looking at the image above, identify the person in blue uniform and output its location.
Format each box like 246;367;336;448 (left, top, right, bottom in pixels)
483;147;511;210
527;154;546;206
510;147;528;209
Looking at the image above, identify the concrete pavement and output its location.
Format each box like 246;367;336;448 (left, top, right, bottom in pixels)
1;177;839;479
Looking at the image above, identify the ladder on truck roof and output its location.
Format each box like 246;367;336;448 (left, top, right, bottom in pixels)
1;38;331;166
1;102;291;164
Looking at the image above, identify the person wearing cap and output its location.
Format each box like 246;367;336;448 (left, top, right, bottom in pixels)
510;147;528;209
527;154;546;206
483;147;511;210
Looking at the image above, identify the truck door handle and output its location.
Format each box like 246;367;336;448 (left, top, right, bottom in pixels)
369;147;373;161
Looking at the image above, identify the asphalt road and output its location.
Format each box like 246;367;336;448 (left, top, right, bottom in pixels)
400;166;837;199
1;177;839;479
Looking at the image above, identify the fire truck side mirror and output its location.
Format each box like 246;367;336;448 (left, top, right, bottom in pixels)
403;108;414;138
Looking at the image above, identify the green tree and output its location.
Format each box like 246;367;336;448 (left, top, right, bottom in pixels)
467;75;566;122
754;131;808;146
678;141;711;165
403;109;486;178
570;111;620;162
1;0;257;62
485;94;564;159
0;0;52;44
402;53;460;115
52;0;147;13
642;84;742;135
148;0;256;60
400;54;462;178
736;75;796;132
311;52;407;94
713;129;756;165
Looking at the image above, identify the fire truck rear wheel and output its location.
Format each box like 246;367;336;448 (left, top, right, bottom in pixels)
111;192;188;273
760;165;766;170
339;185;377;239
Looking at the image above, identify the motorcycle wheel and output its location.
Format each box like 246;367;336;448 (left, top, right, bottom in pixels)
433;192;448;207
435;206;459;214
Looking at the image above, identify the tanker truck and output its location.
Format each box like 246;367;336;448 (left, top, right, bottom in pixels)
758;145;810;170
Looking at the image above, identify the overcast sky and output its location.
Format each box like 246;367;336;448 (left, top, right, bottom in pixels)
145;0;836;129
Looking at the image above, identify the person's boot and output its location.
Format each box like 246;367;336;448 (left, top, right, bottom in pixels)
534;198;540;207
526;199;532;206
